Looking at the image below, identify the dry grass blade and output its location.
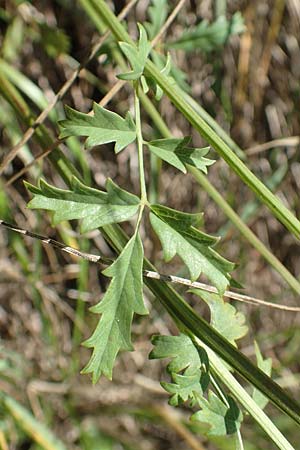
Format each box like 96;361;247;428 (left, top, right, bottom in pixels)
246;136;300;155
1;220;299;312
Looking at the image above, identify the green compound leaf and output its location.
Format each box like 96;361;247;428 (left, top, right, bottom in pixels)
190;290;248;346
26;177;140;233
168;13;245;53
192;392;243;436
118;24;151;81
59;103;136;153
147;137;215;173
82;233;148;381
252;341;272;410
150;204;234;294
150;334;209;406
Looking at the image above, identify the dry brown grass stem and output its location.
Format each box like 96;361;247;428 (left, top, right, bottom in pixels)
245;136;300;155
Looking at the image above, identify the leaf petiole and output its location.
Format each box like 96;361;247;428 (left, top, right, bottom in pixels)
134;81;148;203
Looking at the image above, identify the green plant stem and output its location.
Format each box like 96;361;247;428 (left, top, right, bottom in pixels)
236;432;244;450
0;74;80;186
94;0;300;240
78;0;106;34
134;83;147;202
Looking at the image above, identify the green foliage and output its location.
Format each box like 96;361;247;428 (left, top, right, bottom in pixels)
145;52;172;99
59;103;136;153
168;13;245;53
252;342;272;410
190;290;248;346
25;177;140;233
147;137;214;173
25;95;238;387
118;24;151;81
192;392;243;436
150;334;209;406
150;334;243;437
82;233;148;381
150;333;209;374
150;204;234;293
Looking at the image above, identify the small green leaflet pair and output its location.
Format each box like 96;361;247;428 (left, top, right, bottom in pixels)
117;22;171;99
59;102;214;174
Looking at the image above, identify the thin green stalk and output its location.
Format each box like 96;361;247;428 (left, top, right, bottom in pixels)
236;432;245;450
0;73;80;186
134;83;147;202
94;0;300;240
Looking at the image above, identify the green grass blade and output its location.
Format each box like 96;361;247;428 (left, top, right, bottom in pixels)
1;394;67;450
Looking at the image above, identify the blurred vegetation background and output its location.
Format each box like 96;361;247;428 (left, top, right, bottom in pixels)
0;0;299;449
